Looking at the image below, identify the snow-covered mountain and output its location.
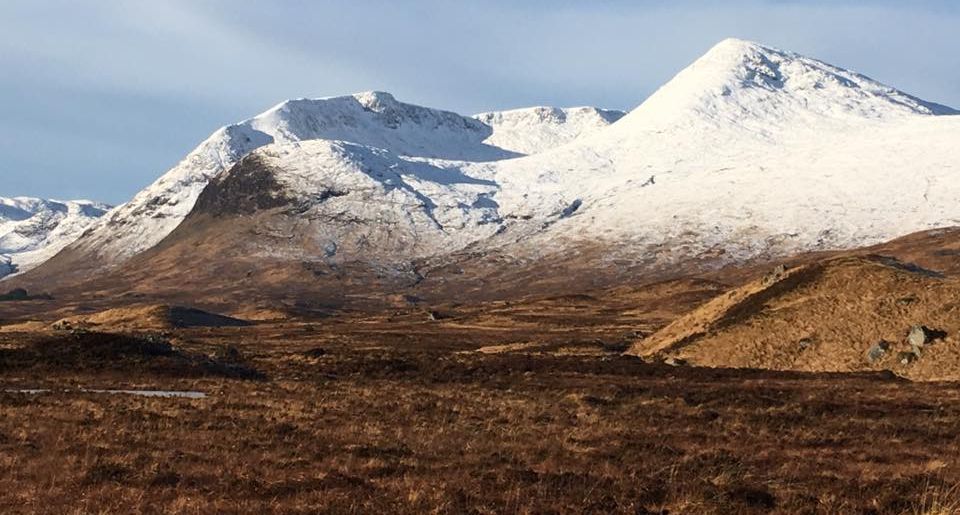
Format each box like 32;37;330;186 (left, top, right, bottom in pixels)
480;38;960;268
475;106;624;155
60;92;624;267
169;140;502;275
0;197;110;278
15;38;960;299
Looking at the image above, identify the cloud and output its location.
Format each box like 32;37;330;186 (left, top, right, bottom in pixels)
0;1;377;109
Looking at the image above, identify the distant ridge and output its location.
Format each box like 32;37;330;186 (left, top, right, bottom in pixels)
0;197;110;278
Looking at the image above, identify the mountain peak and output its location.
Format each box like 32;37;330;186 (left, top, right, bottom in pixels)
268;91;402;116
707;37;766;54
617;38;957;135
353;90;399;106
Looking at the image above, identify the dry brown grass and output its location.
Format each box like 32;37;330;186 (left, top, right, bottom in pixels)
630;255;960;381
2;307;960;513
903;476;960;515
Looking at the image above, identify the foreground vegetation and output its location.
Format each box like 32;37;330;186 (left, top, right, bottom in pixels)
1;315;960;514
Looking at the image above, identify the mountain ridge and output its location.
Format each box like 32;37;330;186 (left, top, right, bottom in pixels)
8;38;960;305
0;197;110;279
42;92;624;277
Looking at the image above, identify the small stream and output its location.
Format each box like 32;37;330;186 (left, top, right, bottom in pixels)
4;389;207;399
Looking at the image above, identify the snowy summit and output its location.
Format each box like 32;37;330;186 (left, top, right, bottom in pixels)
9;39;960;285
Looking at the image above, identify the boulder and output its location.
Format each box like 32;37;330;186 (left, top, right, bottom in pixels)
865;340;890;363
664;356;687;367
761;264;788;286
427;310;454;321
898;351;920;365
907;325;947;349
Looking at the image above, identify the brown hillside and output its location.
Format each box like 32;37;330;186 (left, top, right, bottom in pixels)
52;304;251;332
628;255;960;381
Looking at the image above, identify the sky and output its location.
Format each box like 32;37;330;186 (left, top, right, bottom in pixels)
2;0;958;205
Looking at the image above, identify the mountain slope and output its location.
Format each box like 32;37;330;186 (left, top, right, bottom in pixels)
188;140;503;262
40;92;623;278
0;197;110;279
480;38;960;270
13;38;960;307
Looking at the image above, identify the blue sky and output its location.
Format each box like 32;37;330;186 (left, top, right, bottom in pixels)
2;0;958;204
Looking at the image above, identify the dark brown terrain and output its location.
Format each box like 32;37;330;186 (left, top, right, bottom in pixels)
5;228;960;512
3;310;960;514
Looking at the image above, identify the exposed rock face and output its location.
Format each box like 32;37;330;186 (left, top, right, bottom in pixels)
762;265;788;286
192;155;292;216
0;256;12;277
